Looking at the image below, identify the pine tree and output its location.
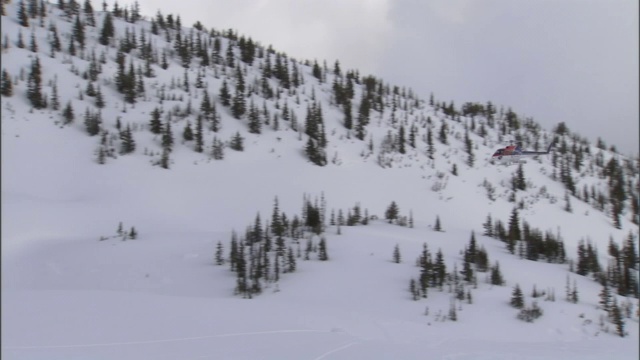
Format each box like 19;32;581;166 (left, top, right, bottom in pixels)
510;284;524;308
27;57;44;109
392;244;401;264
434;215;442;232
211;136;224;160
149;107;163;134
17;30;25;49
182;122;194;141
385;201;400;224
99;12;114;45
507;208;520;254
438;120;448;144
409;278;420;300
1;69;12;97
62;101;74;124
119;124;135;154
219;79;231;106
230;132;244;151
194;115;203;153
215;241;224;265
73;14;85;49
129;226;137;239
95;86;105;108
610;298;625;337
29;31;37;53
570;280;579;304
599;282;612;312
247;101;261;134
482;213;493;237
83;0;95;27
159;147;170;169
490;261;504;285
318;237;328;261
426;126;435;159
84;108;101;136
287;246;296;273
18;0;29;27
464;129;474;167
516;163;526;190
50;24;62;53
161;118;173;151
448;299;457;321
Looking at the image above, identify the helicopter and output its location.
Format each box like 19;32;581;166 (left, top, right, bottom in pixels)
491;142;553;165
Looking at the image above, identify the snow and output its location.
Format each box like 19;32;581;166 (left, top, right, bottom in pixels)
2;2;638;359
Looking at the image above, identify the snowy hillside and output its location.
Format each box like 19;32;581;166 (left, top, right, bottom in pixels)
2;1;639;359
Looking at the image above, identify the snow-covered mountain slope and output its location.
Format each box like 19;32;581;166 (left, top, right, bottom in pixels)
2;1;638;359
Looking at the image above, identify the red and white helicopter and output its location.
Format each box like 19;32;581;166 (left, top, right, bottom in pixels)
491;142;553;165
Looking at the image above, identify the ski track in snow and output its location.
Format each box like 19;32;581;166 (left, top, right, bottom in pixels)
1;329;331;350
312;341;362;360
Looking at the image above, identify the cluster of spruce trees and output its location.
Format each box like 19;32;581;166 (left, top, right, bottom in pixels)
407;234;505;303
482;210;567;263
574;233;639;298
218;196;330;298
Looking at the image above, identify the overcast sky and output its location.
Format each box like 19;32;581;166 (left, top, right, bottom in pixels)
134;0;639;156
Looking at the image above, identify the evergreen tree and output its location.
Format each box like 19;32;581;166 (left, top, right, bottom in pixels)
83;108;101;136
510;284;524;308
50;24;62;53
83;0;95;27
95;86;104;108
62;101;74;124
211;136;224;160
182;121;194;141
99;12;114;45
1;69;12;97
482;213;493;237
355;94;370;140
73;14;85;49
18;0;29;27
438;120;448;144
507;208;520;254
194;115;204;152
247;101;261;134
434;215;442;232
27;57;44;109
161;118;173;151
230;132;244;151
516;164;526;190
231;85;245;119
448;299;457;321
464;129;474;167
17;30;25;49
434;249;447;288
409;278;420;300
610;298;625;337
490;261;504;285
599;282;612;312
119;124;135;154
215;241;224;265
392;244;401;264
29;31;37;53
318;237;328;261
385;201;400;224
219;79;231;106
569;280;579;303
398;125;406;154
149;107;163;134
426;126;435;159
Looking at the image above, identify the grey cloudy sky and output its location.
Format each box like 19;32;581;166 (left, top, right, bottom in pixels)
135;0;639;156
